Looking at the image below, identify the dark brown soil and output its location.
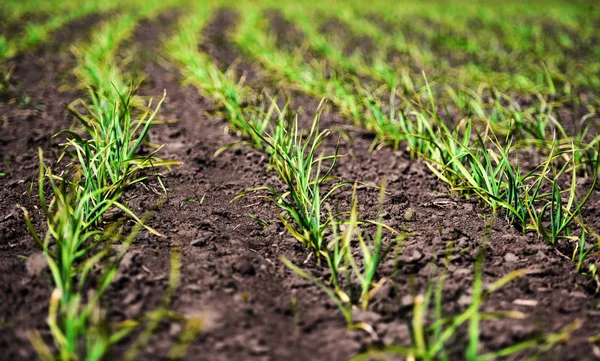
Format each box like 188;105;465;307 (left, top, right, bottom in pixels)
2;8;600;361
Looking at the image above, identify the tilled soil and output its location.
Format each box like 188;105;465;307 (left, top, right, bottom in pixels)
1;9;600;361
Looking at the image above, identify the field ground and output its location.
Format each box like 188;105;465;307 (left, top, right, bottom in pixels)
1;1;600;360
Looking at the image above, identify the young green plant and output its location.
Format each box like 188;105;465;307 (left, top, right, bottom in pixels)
233;100;349;258
282;180;399;332
60;88;179;232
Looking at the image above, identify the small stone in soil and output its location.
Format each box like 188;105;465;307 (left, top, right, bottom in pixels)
403;207;415;221
169;322;183;337
512;299;538;307
400;295;414;307
25;252;47;277
504;252;519;263
248;340;269;356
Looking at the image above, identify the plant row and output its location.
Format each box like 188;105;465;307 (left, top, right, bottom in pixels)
167;5;600;272
18;4;199;359
164;5;590;358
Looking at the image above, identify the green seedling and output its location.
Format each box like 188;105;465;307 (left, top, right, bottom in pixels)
574;232;597;273
281;256;357;331
20;155;141;361
327;181;395;311
247;212;270;227
59;88;178;232
233;100;349;258
214;96;285;157
539;143;599;245
179;192;206;209
282;180;397;332
21;150;194;361
291;297;299;326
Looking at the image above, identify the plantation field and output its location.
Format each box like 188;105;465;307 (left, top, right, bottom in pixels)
1;0;600;360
